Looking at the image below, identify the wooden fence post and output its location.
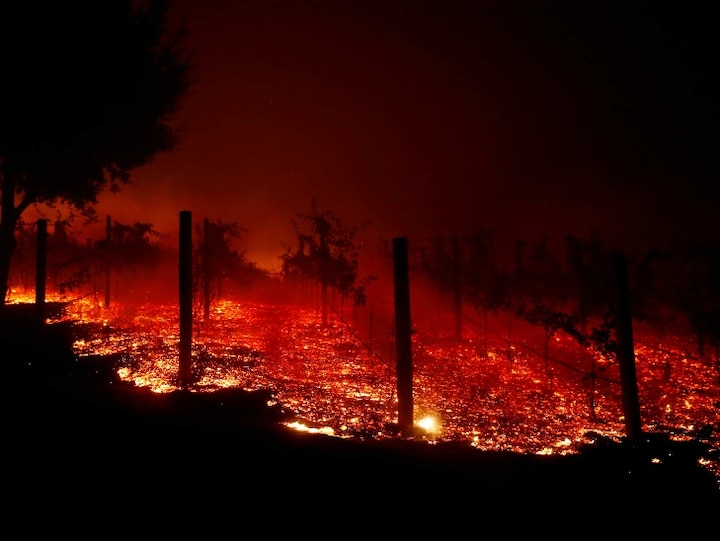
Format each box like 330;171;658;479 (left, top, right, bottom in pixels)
35;218;47;325
105;215;111;309
179;210;193;387
612;251;643;444
393;237;414;438
203;218;211;321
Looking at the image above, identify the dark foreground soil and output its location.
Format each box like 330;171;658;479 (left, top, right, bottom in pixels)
3;316;719;535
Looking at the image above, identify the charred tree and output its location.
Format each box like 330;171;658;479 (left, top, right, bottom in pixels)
281;199;374;326
196;218;249;319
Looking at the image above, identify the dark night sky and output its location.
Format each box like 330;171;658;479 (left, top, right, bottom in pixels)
93;0;719;270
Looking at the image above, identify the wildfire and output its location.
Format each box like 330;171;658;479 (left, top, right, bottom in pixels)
285;421;335;436
416;414;441;436
10;289;720;486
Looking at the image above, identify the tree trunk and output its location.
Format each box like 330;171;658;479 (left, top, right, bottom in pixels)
0;222;15;305
0;174;20;306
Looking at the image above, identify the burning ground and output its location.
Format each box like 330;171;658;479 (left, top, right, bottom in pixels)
5;287;720;529
21;283;720;484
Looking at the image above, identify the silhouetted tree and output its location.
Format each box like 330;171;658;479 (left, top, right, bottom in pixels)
490;239;534;363
7;213;99;300
582;307;616;417
650;241;720;362
517;236;577;380
522;305;582;381
5;217;39;296
45;216;95;296
564;233;614;333
419;234;455;288
457;228;500;352
416;233;458;331
94;220;171;302
632;243;696;365
196;218;264;318
280;199;375;326
0;0;194;306
634;247;685;346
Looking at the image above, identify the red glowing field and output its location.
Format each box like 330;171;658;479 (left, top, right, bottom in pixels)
12;281;719;486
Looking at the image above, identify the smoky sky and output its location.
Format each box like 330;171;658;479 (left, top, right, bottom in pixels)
93;0;719;269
